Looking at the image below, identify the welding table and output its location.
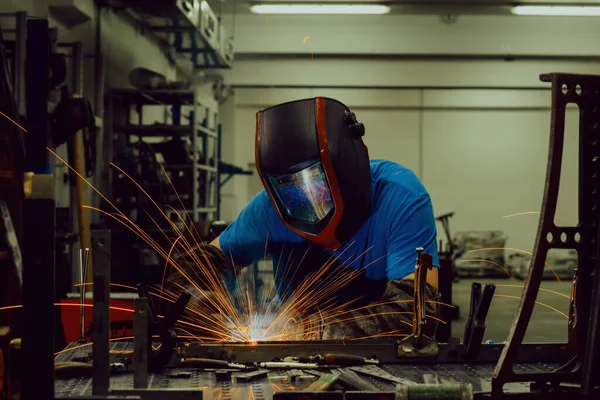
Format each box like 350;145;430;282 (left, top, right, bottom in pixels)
54;340;565;400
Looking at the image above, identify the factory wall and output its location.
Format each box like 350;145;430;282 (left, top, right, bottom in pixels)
219;13;592;255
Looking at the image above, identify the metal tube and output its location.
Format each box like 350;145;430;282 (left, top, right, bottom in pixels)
92;230;111;395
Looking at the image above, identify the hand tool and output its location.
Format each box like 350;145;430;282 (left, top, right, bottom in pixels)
462;282;495;358
180;358;246;370
349;365;415;386
397;248;439;357
316;354;378;366
257;362;319;369
396;383;473;400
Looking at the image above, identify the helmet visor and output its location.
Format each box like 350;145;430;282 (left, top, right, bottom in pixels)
268;162;334;224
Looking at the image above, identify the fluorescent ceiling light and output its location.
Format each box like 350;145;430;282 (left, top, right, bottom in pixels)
250;4;391;15
512;6;600;16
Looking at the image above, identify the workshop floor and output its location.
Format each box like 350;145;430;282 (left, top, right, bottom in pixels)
450;278;570;344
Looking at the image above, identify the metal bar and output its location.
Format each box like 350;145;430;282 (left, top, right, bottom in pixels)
14;12;26;116
92;230;111;395
216;123;222;219
21;196;55;400
133;297;149;389
110;389;202;400
25;18;50;173
192;94;199;222
72;41;83;95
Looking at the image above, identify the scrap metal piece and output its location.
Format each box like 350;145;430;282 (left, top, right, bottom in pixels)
492;73;600;395
305;373;339;392
92;230;110;395
349;365;415;386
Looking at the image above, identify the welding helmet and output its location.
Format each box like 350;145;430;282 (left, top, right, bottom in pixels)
255;97;371;251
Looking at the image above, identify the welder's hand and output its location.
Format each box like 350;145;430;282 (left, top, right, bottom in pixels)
321;279;441;340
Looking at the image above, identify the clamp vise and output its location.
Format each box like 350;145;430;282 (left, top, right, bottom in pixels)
136;283;191;372
397;247;439;357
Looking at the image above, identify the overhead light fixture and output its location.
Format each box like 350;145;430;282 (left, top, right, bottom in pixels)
249;4;391;15
511;6;600;16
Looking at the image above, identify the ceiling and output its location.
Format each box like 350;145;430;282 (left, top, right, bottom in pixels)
210;0;600;15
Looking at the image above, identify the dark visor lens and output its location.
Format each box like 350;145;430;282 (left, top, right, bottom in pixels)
268;162;334;224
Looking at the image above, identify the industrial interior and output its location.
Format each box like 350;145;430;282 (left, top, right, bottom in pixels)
0;0;599;399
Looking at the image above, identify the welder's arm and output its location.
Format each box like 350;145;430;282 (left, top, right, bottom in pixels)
322;280;439;340
322;193;440;340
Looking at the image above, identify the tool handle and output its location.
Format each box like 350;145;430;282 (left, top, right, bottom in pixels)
323;354;367;366
182;358;230;369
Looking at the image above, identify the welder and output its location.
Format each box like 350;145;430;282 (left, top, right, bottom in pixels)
181;97;440;339
220;97;441;338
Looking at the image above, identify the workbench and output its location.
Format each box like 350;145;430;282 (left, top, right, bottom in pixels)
53;340;564;399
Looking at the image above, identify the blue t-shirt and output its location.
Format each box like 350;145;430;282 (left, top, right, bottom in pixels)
219;159;439;297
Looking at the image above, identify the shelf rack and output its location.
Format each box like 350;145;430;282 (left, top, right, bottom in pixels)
107;88;220;223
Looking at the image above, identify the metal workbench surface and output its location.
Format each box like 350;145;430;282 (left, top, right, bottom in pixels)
54;341;561;399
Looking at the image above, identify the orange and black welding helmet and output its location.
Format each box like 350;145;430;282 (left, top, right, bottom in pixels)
255;97;371;251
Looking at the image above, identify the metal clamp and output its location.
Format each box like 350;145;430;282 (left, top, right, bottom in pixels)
463;282;495;358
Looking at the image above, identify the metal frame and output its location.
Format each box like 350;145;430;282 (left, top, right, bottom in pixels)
492;73;600;396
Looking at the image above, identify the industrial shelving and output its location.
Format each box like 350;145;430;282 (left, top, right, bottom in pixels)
105;0;234;71
106;88;220;223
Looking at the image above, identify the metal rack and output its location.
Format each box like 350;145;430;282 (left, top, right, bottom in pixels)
106;88;219;222
105;0;234;71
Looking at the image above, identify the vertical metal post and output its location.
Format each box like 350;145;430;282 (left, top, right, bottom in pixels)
14;12;27;117
133;297;149;389
216;123;222;220
72;41;83;96
25;18;50;174
192;93;199;222
92;230;111;395
21;195;55;400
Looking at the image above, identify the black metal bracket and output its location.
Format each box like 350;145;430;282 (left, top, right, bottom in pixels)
463;282;495;358
136;283;191;372
492;73;600;396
